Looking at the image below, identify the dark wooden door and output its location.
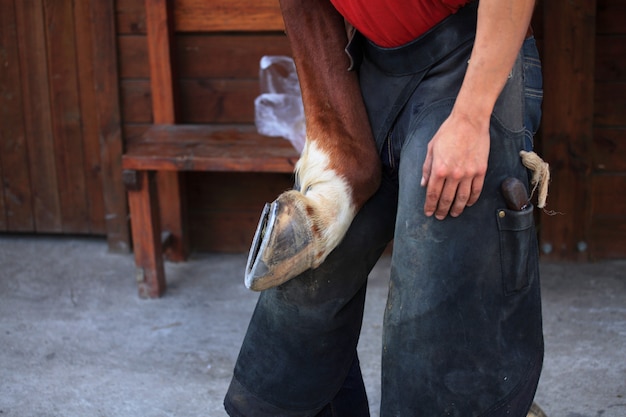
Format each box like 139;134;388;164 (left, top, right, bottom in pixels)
0;0;128;251
539;0;626;260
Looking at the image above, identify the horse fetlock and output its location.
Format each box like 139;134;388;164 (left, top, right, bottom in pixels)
300;181;356;265
296;140;358;262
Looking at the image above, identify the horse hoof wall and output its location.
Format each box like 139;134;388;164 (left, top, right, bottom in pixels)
245;191;315;291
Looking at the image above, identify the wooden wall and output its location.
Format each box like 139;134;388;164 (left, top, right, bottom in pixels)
589;0;626;259
538;0;626;260
0;0;128;251
1;0;624;260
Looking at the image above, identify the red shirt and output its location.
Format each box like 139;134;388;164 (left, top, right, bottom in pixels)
330;0;472;47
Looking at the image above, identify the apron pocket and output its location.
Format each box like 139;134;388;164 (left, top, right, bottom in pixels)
496;204;535;295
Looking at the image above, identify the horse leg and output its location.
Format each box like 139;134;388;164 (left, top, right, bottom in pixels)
245;0;381;290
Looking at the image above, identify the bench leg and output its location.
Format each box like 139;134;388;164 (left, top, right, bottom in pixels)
157;171;189;262
124;170;166;298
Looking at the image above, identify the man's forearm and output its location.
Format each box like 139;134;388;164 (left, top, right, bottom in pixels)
453;0;535;126
421;0;536;220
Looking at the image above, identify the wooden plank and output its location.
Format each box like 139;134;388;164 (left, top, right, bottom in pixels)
540;0;596;260
597;0;626;35
590;175;626;218
175;32;291;79
90;0;132;252
175;34;290;78
120;80;153;123
43;0;89;233
15;0;62;232
117;35;149;78
591;1;626;260
122;124;300;173
117;34;290;79
188;172;293;211
155;170;188;262
123;144;298;172
115;0;146;35
145;0;177;124
144;0;187;261
593;128;626;172
594;82;626;127
190;209;273;252
74;0;106;235
121;79;265;124
589;174;626;259
125;170;166;297
175;0;284;32
117;0;285;34
132;124;266;142
117;33;292;125
179;79;261;123
0;157;4;230
589;217;626;260
0;0;34;231
123;124;151;145
0;0;9;230
188;172;293;252
595;36;626;82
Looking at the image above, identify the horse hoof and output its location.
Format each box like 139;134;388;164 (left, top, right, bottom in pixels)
245;191;315;291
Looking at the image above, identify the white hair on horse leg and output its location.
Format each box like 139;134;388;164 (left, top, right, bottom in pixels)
295;139;357;266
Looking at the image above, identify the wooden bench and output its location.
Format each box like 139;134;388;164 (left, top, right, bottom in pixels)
121;0;299;298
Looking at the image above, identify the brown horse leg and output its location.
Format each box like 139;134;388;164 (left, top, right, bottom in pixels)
245;0;381;290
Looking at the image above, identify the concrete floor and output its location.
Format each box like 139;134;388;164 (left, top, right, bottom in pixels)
0;235;624;417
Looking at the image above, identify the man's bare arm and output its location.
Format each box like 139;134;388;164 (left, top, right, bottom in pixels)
421;0;536;220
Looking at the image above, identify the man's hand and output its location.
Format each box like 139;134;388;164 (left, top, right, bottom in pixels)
421;111;490;220
421;0;535;220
